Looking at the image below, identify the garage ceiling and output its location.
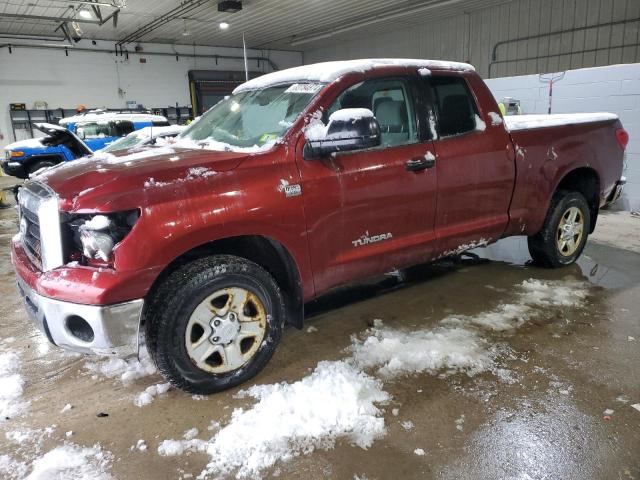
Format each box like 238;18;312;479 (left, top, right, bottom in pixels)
0;0;512;50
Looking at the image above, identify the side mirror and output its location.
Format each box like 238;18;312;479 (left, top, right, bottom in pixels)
304;108;381;160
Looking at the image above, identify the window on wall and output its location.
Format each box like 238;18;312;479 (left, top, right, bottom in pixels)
327;77;418;148
428;76;479;137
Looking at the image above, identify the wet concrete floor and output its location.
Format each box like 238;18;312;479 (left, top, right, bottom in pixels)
0;204;638;479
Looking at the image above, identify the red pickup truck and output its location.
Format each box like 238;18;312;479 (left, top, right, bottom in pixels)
11;59;627;393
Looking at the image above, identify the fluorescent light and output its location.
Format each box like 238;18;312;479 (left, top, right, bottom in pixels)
219;22;230;29
77;8;93;19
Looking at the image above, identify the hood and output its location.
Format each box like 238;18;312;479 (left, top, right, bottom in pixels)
35;145;257;212
5;137;45;151
5;123;92;156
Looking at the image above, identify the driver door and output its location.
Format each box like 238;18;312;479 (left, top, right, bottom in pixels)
295;76;438;294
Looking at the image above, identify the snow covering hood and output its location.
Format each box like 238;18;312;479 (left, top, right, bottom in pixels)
34;146;254;212
234;58;475;93
4;137;45;151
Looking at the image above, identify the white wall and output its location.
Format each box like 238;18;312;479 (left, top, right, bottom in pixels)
0;39;302;148
486;63;640;211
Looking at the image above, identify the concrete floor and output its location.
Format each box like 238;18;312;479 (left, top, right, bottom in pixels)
0;204;639;479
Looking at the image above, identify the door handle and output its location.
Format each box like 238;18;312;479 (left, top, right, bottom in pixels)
405;154;436;172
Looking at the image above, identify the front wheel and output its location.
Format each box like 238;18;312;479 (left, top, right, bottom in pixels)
528;190;591;268
145;255;285;394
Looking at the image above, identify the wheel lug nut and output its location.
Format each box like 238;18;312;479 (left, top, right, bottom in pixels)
214;320;221;326
213;336;220;342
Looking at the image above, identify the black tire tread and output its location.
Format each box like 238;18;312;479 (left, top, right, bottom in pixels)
144;254;285;394
527;190;590;268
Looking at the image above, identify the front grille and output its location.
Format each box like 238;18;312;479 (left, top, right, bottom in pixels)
18;181;62;271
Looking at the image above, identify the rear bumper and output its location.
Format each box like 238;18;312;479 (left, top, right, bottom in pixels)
15;273;142;358
605;176;626;206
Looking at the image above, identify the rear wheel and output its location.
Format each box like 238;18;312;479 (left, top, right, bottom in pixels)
145;255;285;394
527;190;591;268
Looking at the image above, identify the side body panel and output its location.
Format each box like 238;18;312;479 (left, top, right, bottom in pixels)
503;119;624;237
293;69;438;295
427;73;516;253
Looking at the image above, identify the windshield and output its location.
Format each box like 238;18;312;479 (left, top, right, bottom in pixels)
176;83;323;152
100;132;146;153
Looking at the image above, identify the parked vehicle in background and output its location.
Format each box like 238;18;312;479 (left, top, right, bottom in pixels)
59;110;170;151
11;59;628;395
98;125;186;154
2;123;92;179
2;111;169;179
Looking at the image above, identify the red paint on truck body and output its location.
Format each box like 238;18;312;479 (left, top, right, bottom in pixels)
11;64;625;310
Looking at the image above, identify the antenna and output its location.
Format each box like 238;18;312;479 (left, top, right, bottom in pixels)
539;71;566;114
242;33;249;82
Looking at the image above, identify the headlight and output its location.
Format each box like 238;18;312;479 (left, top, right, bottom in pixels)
67;210;139;263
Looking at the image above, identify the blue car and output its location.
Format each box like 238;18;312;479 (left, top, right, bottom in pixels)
2;111;169;179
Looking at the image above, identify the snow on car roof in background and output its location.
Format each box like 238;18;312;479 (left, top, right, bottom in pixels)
131;125;186;139
504;113;618;131
234;58;475;93
60;112;167;124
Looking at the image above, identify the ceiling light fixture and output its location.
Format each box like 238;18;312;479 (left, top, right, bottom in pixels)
219;22;229;30
182;19;191;36
77;8;93;19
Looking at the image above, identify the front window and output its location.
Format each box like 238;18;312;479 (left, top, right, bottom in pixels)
176;83;322;152
326;78;419;148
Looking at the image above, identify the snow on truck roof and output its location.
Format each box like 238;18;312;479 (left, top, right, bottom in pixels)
233;58;475;93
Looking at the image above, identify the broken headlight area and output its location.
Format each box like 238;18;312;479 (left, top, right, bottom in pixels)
64;210;140;265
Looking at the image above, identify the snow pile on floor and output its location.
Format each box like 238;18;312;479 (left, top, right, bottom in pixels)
134;382;171;407
158;360;389;478
449;279;587;332
0;454;28;480
352;325;492;378
0;350;28;420
24;443;113;480
84;345;156;384
352;279;587;378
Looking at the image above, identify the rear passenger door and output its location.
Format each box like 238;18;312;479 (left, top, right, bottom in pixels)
422;75;515;253
296;76;438;294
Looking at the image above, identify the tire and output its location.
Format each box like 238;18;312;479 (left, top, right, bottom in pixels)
527;190;591;268
28;160;57;177
145;255;285;394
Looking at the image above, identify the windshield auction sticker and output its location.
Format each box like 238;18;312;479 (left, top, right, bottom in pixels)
285;83;324;94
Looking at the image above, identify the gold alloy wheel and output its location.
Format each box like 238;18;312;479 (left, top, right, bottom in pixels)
185;287;267;374
556;206;584;257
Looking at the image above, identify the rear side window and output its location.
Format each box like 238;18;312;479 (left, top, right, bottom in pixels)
428;76;479;137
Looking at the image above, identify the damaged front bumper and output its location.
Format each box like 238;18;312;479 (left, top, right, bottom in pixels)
15;274;143;358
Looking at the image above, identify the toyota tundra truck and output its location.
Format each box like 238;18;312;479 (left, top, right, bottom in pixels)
10;59;628;394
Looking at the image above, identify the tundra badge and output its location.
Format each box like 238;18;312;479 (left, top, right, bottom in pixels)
352;231;393;247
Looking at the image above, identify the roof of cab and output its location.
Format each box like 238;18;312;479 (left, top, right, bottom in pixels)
233;58;475;94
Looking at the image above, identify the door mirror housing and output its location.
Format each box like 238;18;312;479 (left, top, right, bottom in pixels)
303;108;381;160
